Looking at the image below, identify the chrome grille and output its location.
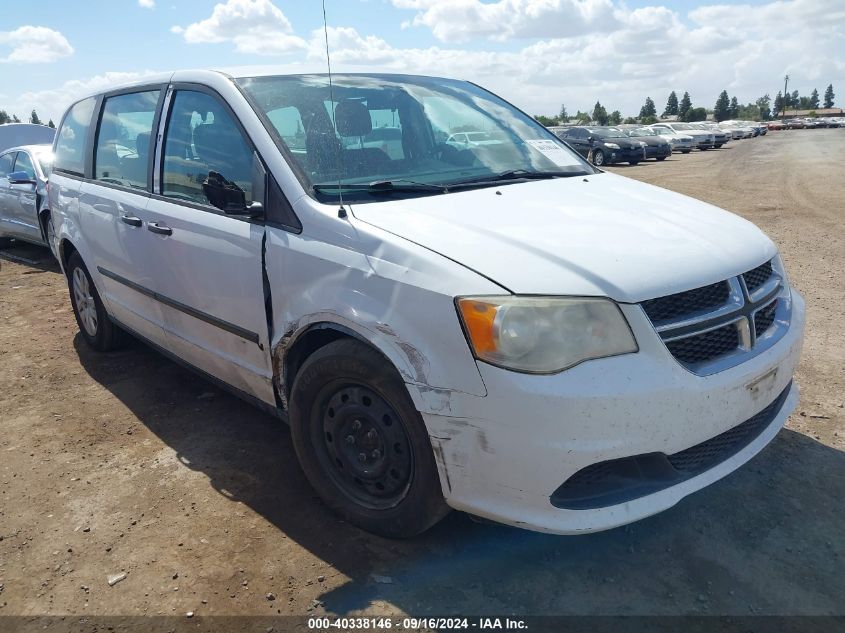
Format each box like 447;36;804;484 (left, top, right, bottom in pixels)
666;323;740;364
743;261;773;294
641;258;790;375
642;281;729;323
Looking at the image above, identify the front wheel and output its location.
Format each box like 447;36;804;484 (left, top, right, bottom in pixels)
66;251;124;351
628;160;639;166
289;339;449;538
592;149;606;166
656;156;667;161
681;149;691;154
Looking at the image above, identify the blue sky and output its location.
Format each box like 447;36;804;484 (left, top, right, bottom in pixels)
1;0;843;122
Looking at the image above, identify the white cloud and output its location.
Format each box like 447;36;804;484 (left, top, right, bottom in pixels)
171;0;306;55
392;0;620;42
138;0;155;8
8;70;162;123
0;26;74;63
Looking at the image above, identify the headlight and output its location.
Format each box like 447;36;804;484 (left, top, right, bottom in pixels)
604;142;620;149
456;296;638;373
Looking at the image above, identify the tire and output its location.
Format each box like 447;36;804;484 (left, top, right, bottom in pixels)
656;156;667;161
66;251;124;351
715;143;723;148
289;338;449;538
592;149;606;166
681;149;691;154
628;160;639;166
0;236;12;249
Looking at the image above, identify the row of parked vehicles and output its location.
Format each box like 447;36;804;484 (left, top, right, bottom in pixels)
548;120;774;166
768;117;843;130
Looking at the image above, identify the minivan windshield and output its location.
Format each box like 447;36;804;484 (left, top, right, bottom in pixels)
237;74;593;202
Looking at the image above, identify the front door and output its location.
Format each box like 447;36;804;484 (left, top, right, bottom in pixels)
144;87;274;405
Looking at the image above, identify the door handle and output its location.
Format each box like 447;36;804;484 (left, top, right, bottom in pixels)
121;215;142;227
147;222;172;236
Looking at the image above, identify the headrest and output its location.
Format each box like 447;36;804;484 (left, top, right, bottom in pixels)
136;132;151;160
334;100;372;137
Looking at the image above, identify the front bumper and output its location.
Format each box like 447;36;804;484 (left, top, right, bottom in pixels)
696;139;715;149
607;146;646;164
423;288;805;534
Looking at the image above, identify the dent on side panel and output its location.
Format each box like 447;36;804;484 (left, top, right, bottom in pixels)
263;199;494;414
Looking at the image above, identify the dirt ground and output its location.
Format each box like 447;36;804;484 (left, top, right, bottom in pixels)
0;129;843;624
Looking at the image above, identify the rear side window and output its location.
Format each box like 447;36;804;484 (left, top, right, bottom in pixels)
54;97;96;176
161;90;254;209
13;152;36;179
0;152;13;177
95;90;160;190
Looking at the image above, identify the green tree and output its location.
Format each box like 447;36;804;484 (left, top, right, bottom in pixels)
756;94;771;120
678;91;692;121
0;110;10;124
609;110;622;125
592;100;609;125
623;116;638;124
48;119;56;128
773;91;784;117
29;109;42;125
798;96;813;109
791;90;799;109
809;88;820;109
728;96;739;118
687;107;708;122
824;84;835;108
559;103;569;122
574;110;592;124
663;91;679;117
11;114;20;123
534;115;557;126
714;90;730;121
639;96;657;120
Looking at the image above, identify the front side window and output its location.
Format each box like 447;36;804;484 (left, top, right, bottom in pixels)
13;152;36;179
95;90;160;190
54;97;96;176
238;74;592;202
162;90;254;209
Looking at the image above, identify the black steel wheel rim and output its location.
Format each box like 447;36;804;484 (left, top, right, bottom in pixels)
312;382;414;509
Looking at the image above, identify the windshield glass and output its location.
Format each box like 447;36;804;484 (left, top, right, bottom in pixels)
237;74;592;201
673;123;693;130
630;128;656;137
586;128;623;138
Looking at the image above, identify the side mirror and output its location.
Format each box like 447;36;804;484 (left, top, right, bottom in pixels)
8;171;36;185
202;171;262;217
587;136;596;144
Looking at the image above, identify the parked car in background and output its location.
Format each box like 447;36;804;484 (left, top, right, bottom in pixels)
642;125;695;153
617;127;672;160
649;123;714;150
690;123;729;148
555;126;645;166
0;123;56;154
785;119;806;129
767;121;786;131
446;131;502;148
720;122;755;138
0;144;55;252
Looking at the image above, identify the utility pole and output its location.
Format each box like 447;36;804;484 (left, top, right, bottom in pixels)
782;74;789;120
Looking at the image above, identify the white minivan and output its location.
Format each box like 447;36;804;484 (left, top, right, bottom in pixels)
48;70;804;537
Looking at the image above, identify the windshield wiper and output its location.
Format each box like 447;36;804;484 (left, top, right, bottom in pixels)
312;179;447;194
447;169;585;188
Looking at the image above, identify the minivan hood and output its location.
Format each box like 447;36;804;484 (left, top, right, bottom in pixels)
350;173;776;303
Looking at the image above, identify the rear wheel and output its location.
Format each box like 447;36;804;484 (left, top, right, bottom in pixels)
681;149;691;154
289;339;449;538
628;160;639;166
656;156;667;161
66;251;124;351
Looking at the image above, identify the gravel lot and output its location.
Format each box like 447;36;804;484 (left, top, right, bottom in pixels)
0;129;843;622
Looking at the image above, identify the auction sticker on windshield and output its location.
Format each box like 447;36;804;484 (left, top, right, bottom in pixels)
525;139;582;167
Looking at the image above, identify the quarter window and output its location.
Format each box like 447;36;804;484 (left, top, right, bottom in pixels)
95;90;160;190
13;152;36;180
162;90;254;210
54;97;96;176
0;152;13;178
